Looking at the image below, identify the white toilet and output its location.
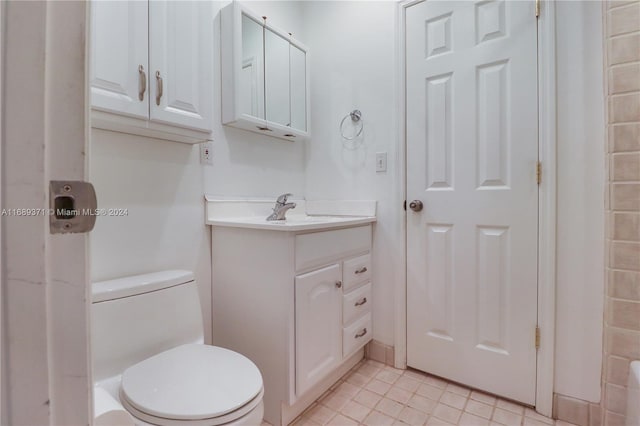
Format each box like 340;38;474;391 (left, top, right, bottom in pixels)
91;270;264;426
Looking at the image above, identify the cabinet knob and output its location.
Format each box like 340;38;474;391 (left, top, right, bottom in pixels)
355;297;367;307
355;266;367;274
335;281;342;289
355;328;367;338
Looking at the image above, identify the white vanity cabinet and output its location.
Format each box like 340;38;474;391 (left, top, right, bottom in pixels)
211;224;372;425
90;0;213;142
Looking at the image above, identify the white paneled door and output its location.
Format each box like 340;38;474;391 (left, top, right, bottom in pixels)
406;0;539;404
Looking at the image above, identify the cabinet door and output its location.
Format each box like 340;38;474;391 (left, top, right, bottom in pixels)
149;1;213;132
295;264;342;396
264;28;290;127
90;1;148;119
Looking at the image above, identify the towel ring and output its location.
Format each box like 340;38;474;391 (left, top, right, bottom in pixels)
340;109;364;140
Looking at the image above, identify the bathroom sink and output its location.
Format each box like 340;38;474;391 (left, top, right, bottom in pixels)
207;214;376;231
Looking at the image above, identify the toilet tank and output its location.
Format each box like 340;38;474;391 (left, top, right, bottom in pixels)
91;270;204;382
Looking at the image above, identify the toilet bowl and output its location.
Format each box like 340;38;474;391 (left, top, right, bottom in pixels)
91;270;264;426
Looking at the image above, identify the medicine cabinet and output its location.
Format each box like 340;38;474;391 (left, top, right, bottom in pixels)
221;2;309;141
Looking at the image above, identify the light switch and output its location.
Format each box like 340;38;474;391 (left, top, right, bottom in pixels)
376;152;387;173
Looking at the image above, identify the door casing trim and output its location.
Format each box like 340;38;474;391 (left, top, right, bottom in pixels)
395;0;557;416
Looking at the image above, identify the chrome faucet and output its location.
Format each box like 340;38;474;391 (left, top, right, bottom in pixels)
266;193;297;221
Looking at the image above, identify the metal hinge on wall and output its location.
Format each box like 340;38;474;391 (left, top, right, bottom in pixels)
536;161;542;185
535;0;540;18
535;326;541;350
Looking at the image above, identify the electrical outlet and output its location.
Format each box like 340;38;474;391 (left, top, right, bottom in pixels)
376;152;387;173
200;142;214;166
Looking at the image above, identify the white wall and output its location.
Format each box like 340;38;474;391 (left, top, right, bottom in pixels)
204;1;307;199
90;130;213;342
302;1;400;346
554;0;605;403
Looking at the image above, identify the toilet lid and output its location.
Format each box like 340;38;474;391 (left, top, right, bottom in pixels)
121;344;263;421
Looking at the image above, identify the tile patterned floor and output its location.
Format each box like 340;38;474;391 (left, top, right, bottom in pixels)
290;359;578;426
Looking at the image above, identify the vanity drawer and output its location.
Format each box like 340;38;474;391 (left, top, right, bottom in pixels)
343;254;371;291
343;312;372;358
343;282;372;326
295;225;371;272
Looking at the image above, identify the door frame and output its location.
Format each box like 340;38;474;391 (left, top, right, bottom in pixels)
394;0;557;416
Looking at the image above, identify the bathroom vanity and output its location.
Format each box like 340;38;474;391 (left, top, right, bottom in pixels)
207;199;375;425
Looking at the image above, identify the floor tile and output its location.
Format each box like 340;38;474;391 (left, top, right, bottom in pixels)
300;359;558;426
395;375;422;392
377;369;402;384
354;389;383;409
433;403;462;424
326;413;358;426
305;404;336;425
492;407;523;425
376;397;405;418
366;379;392;395
346;371;371;387
407;394;438;414
439;391;467;410
340;400;371;422
363;410;396;426
464;399;494;419
460;411;491;426
470;390;498;406
425;375;449;389
334;381;360;399
416;383;444;401
446;383;472;397
398;406;429;425
387;386;413;404
320;391;351;412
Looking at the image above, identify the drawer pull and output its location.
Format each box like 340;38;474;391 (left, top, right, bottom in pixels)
335;281;342;289
355;267;368;274
355;328;367;338
354;297;367;307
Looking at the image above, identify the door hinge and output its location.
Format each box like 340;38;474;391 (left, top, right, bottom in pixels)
536;161;542;185
535;0;540;18
535;326;541;350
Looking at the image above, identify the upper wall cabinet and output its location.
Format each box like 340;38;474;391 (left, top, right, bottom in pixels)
221;2;309;142
90;1;213;143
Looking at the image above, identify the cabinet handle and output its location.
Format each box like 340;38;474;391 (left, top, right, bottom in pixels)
155;71;163;106
355;328;367;338
138;65;147;101
335;281;342;289
355;267;368;274
355;297;367;307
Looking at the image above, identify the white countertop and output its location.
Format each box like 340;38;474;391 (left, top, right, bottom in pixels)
205;197;377;232
207;214;376;231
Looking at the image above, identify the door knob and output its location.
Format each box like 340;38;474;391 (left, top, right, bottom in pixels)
409;200;423;212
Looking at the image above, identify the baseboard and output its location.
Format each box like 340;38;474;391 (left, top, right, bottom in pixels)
364;340;395;367
553;393;602;426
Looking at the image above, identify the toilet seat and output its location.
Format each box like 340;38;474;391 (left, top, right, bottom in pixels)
120;344;264;425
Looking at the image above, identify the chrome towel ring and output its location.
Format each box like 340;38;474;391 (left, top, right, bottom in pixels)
340;109;364;140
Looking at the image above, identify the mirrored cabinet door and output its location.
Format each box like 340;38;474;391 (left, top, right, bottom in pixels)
290;44;307;133
222;2;309;141
240;14;265;120
265;28;290;128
